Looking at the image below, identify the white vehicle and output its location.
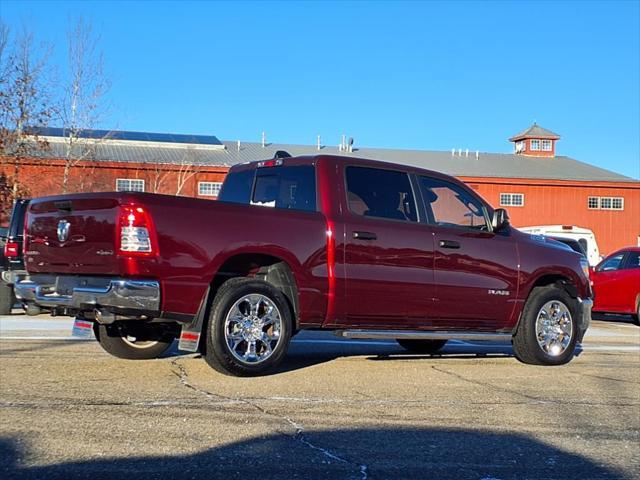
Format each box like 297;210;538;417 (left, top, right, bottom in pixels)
518;225;601;266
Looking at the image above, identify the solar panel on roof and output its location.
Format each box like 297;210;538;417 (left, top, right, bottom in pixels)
32;127;223;145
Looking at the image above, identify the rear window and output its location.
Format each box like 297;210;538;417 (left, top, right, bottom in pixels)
218;169;254;204
219;165;316;212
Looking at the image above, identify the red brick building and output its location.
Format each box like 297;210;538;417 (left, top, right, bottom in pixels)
1;125;638;255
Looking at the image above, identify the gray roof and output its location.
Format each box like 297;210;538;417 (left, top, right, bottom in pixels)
33;136;637;183
509;123;561;141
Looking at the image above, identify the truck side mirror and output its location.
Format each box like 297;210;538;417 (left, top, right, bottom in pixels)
492;208;510;232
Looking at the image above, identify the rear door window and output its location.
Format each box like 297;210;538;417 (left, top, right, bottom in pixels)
345;166;418;222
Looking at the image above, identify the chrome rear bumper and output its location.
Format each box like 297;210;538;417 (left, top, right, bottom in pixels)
15;276;160;312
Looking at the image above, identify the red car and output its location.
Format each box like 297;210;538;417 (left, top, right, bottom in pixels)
591;247;640;321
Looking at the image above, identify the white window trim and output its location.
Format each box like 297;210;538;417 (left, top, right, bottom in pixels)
499;193;525;207
541;139;553;151
530;139;540;151
600;196;624;211
588;196;624;211
116;178;145;192
198;181;222;197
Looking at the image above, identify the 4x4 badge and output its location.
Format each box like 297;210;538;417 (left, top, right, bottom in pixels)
57;220;70;242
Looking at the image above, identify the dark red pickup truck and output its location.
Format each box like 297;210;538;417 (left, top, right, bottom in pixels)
17;155;592;375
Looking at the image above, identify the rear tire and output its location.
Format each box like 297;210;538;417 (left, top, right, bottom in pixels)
397;339;447;354
204;277;292;377
94;323;175;360
0;279;13;315
512;285;579;365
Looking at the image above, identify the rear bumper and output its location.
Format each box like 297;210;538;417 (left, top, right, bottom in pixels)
14;276;160;313
577;297;592;342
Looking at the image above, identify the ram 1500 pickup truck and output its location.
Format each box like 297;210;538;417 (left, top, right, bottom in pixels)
16;155;592;376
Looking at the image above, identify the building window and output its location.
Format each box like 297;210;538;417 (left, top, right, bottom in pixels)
116;179;145;192
198;181;223;197
587;196;624;211
500;193;524;207
541;140;552;151
530;139;540;151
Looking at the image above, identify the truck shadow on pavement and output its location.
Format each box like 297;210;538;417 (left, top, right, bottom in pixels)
271;342;582;374
161;341;583;374
0;426;627;480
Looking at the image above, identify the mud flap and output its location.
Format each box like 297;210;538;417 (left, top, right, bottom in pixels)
177;286;210;352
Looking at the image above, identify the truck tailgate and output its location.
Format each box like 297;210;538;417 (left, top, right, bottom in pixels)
26;195;121;275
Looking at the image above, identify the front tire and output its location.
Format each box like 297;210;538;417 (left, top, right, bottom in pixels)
94;323;175;360
512;285;579;365
204;278;292;377
397;339;447;354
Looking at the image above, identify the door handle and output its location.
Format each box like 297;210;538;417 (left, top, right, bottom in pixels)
439;239;460;249
353;231;377;241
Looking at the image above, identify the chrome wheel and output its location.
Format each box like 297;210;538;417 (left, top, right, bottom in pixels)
224;293;282;364
535;300;573;357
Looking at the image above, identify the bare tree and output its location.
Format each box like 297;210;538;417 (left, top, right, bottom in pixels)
149;162;171;194
174;149;201;196
0;23;53;203
58;18;110;193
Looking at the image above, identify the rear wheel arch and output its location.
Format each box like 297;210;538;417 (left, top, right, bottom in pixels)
207;253;300;329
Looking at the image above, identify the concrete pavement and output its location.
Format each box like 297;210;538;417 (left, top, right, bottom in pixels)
0;312;639;479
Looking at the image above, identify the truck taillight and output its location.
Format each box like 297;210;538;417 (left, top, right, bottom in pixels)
117;205;158;256
4;241;19;258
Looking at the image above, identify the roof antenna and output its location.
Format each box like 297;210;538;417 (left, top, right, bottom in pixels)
451;148;455;157
237;140;241;151
317;135;321;151
261;131;266;148
458;148;462;156
465;148;469;157
475;150;479;159
348;137;354;153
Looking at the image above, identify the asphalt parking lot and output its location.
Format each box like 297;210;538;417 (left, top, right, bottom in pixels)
0;313;639;480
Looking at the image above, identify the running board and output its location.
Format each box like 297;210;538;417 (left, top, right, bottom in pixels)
335;330;512;342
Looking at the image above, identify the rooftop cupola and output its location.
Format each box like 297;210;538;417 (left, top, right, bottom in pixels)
509;123;560;157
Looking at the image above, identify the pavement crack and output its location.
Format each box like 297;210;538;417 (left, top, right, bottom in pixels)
169;358;368;480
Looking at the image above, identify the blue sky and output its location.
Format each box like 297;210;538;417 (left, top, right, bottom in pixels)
2;0;639;178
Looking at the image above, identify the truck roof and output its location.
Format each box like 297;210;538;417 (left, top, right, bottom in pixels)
230;154;461;183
